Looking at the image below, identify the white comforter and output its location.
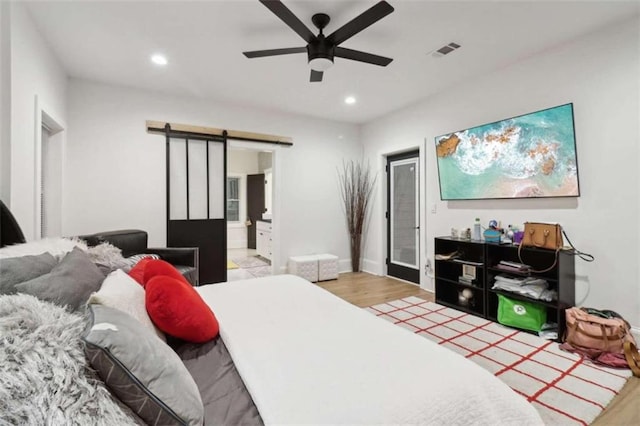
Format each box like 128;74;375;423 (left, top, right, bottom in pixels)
198;275;543;425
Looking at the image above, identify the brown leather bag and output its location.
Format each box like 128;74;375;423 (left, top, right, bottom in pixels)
521;222;563;250
565;307;640;376
517;222;564;272
624;342;640;377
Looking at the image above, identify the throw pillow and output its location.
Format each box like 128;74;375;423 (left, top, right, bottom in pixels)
143;259;189;286
83;304;204;426
121;253;160;273
146;275;219;343
15;247;105;311
0;294;140;425
0;252;57;295
88;269;165;342
85;241;128;273
127;257;155;286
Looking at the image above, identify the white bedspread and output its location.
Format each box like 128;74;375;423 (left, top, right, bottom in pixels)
198;275;543;425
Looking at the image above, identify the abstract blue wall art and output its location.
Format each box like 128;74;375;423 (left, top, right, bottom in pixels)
435;103;580;200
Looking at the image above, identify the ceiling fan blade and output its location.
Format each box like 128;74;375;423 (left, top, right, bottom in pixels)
334;47;392;66
243;47;307;58
326;1;394;46
259;0;315;43
310;70;323;82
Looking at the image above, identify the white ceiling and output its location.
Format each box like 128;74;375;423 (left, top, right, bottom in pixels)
25;0;639;124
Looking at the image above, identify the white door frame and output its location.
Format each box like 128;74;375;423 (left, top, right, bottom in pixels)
34;95;65;238
227;140;280;275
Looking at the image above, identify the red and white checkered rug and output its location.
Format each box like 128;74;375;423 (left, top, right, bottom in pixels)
365;297;632;425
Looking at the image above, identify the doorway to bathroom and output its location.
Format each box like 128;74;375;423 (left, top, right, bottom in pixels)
227;146;274;281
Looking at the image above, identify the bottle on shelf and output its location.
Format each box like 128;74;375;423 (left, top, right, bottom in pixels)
473;218;481;240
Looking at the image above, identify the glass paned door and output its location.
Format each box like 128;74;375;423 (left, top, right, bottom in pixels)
167;135;226;284
387;151;420;284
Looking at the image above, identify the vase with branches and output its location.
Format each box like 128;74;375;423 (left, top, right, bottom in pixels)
338;160;376;272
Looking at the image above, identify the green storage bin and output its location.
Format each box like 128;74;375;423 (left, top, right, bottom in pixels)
497;294;546;332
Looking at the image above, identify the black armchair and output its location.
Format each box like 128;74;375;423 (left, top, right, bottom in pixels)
1;199;26;248
77;229;199;286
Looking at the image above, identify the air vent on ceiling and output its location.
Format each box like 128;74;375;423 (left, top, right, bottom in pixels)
430;42;461;58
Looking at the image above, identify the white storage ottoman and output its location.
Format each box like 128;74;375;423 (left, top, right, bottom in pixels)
288;255;319;282
317;253;339;281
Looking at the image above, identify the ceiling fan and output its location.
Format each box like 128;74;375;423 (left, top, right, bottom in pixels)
243;0;394;82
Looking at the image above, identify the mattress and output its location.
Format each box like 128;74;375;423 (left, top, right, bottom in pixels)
198;274;544;425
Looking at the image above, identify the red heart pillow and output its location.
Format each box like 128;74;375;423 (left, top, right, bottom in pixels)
143;259;188;287
128;257;154;286
145;275;219;343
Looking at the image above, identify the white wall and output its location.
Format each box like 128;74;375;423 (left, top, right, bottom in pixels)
258;152;272;173
65;79;360;274
361;18;640;326
8;2;67;239
229;150;259;175
0;1;9;204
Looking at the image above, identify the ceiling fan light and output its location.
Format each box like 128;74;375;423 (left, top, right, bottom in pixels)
151;54;168;66
309;57;333;72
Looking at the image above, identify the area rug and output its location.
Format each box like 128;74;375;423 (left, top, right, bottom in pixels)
228;256;271;280
227;260;239;270
231;256;269;269
365;297;632;426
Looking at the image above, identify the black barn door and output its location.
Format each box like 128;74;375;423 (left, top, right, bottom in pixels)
166;127;227;284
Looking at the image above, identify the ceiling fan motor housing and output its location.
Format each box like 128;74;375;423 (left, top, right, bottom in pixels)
307;35;335;62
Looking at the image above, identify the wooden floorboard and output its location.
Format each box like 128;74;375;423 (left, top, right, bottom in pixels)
318;272;639;425
316;271;434;308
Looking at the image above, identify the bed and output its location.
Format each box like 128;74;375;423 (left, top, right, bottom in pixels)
0;230;544;424
197;274;544;425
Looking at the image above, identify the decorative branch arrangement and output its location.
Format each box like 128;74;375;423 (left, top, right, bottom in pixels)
338;160;377;272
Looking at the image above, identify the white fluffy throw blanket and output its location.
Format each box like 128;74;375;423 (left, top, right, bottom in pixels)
0;294;139;425
0;237;88;259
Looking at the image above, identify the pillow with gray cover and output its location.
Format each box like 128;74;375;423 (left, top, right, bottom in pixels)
83;304;204;426
15;247;105;311
0;252;57;295
0;293;141;425
88;269;166;342
85;241;129;274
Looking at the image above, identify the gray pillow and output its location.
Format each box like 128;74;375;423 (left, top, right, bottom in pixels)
14;247;105;311
0;293;141;426
83;304;204;426
0;252;57;295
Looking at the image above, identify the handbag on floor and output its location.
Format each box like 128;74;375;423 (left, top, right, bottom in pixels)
562;307;640;376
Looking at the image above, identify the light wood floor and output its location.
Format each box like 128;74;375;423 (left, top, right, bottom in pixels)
317;272;639;425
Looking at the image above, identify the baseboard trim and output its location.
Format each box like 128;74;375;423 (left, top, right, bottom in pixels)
361;258;383;275
338;259;351;274
227;239;247;249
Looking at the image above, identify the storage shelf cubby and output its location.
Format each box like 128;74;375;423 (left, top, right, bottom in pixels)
435;237;575;341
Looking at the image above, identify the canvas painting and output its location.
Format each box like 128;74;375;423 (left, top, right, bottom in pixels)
435;103;580;200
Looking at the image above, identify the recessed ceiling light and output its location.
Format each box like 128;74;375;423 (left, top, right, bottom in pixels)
151;54;168;66
344;96;356;105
